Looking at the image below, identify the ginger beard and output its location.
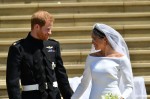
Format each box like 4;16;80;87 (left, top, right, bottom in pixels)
37;28;50;40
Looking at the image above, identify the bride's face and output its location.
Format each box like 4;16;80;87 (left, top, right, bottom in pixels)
91;33;107;50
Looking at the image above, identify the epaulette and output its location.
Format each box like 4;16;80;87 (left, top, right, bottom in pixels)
11;39;24;47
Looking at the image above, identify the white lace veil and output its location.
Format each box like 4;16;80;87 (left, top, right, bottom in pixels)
91;23;135;98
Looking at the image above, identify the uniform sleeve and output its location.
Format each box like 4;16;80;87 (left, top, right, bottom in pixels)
6;44;22;99
54;42;73;99
71;56;92;99
120;56;134;99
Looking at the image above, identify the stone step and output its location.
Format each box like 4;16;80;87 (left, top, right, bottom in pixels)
0;24;150;39
0;0;77;4
0;49;150;64
0;37;150;52
1;0;149;4
0;76;150;97
1;62;150;79
0;1;150;15
1;12;150;28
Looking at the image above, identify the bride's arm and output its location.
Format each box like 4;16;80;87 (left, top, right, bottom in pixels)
71;56;92;99
120;56;134;99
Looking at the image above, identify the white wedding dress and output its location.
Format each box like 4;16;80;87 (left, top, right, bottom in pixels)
71;55;134;99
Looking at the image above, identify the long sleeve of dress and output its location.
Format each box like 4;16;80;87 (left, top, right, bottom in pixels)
71;56;92;99
120;56;134;99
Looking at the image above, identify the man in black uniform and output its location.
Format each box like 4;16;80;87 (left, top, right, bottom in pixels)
6;10;73;99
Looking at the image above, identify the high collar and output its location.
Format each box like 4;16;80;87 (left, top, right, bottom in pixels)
25;32;44;48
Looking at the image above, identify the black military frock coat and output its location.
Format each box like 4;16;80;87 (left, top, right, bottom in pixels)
6;33;73;99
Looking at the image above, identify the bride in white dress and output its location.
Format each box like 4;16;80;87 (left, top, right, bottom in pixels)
71;23;134;99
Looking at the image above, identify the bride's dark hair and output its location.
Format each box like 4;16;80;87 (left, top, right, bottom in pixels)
93;27;106;38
